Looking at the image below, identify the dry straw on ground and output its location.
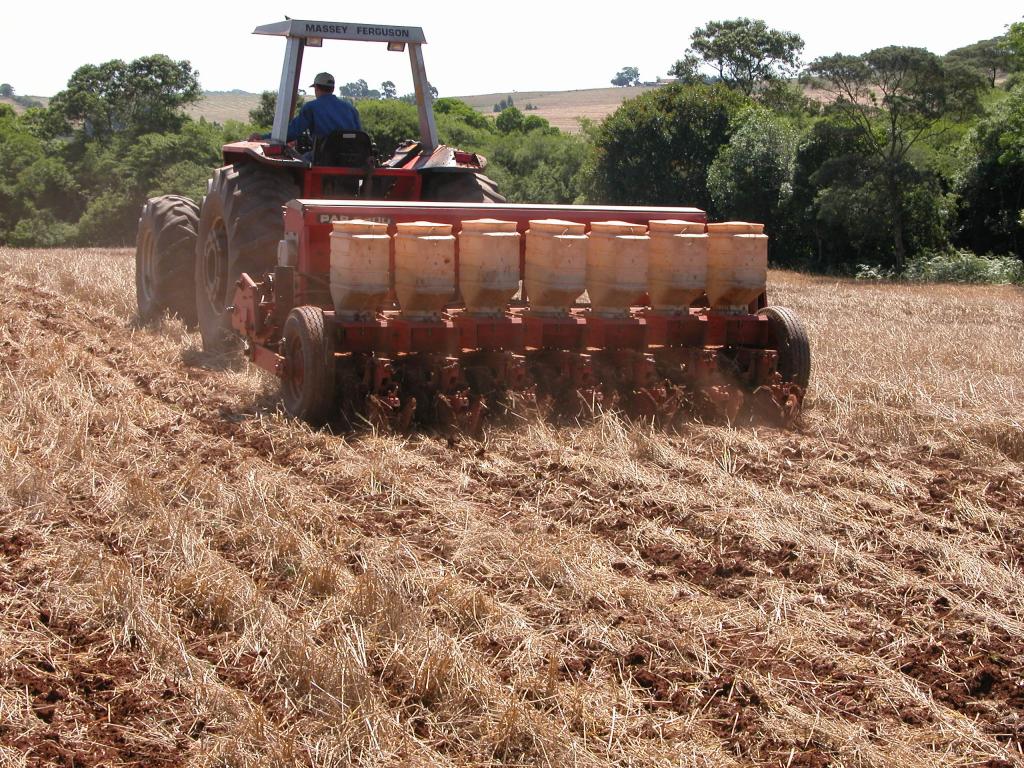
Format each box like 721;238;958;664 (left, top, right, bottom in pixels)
1;247;1022;767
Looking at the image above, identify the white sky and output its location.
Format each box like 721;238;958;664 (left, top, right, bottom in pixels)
4;1;1021;98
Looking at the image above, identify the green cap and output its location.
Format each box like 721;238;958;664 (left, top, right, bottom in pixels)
310;72;335;89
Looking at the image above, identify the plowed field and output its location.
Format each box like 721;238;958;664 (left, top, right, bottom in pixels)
1;247;1022;768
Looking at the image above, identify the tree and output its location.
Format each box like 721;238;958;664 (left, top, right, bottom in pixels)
485;130;589;204
955;86;1024;257
495;106;525;133
672;18;803;96
667;54;706;84
381;80;397;100
434;98;492;131
1004;21;1024;70
808;46;984;268
583;83;747;210
0;84;12;98
50;55;200;140
945;37;1013;88
611;67;640;87
249;91;276;127
248;90;304;128
398;83;437;105
357;99;419;157
707;107;797;235
339;79;380;100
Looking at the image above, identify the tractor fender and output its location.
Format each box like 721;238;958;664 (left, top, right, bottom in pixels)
412;144;489;172
221;140;308;170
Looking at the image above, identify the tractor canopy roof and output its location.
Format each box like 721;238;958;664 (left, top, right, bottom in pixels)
253;20;426;45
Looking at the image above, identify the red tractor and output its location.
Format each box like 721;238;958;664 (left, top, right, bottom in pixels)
135;20;810;433
136;19;504;350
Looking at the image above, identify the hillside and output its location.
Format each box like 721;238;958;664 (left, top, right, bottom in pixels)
0;95;49;114
7;84;668;133
454;86;663;132
1;245;1022;766
183;90;261;125
181;86;660;132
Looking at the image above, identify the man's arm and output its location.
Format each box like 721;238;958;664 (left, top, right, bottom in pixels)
287;103;314;142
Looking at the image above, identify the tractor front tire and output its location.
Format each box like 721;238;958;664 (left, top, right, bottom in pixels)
758;306;811;389
195;163;300;353
422;171;506;204
281;306;336;425
135;195;199;325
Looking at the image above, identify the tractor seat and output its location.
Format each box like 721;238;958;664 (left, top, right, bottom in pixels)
311;130;377;169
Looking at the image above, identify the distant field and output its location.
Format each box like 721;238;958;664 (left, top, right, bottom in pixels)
454;85;663;132
4;85;662;133
184;86;661;132
184;91;261;125
0;95;49;114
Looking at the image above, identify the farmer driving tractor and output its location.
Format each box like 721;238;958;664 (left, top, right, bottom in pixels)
251;71;361;144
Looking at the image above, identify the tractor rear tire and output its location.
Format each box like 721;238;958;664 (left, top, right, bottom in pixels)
422;171;506;203
758;306;811;389
135;195;199;326
195;163;300;353
281;306;335;425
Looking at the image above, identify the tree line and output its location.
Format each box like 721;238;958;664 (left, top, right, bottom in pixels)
2;17;1023;283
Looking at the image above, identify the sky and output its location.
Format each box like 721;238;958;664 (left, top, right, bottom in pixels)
4;1;1021;98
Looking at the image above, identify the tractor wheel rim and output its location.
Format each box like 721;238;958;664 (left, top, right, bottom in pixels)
284;336;305;406
139;230;156;303
202;218;228;308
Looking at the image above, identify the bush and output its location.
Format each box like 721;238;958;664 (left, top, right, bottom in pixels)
358;99;419;157
74;190;139;246
583;83;748;210
7;207;75;247
904;249;1024;284
707;107;797;234
434;98;492;131
485;130;589;204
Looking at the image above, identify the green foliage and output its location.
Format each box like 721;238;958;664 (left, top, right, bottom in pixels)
583;83;748;211
707;107;797;236
19;106;68;141
7;36;1019;272
954;85;1024;256
809;153;951;268
74;189;139;245
903;248;1024;284
249;91;276;128
436;112;493;152
673;18;804;96
485;130;589;204
0;84;11;98
248;90;305;129
358;99;420;157
381;81;397;100
1004;21;1024;70
809;46;985;266
339;79;381;100
8;207;76;247
611;67;641;87
495;106;525;133
945;37;1013;87
756;80;818;124
49;55;200;140
434;98;492;131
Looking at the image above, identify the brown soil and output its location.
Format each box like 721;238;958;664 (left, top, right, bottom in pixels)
0;246;1022;767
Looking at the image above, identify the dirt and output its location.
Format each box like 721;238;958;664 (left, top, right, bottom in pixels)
1;254;1023;767
0;531;190;767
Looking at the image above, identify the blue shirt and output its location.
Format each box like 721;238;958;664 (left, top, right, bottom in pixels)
287;94;361;141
